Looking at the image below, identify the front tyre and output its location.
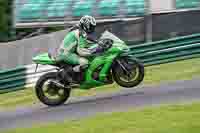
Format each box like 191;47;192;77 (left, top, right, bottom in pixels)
35;72;71;106
112;58;144;88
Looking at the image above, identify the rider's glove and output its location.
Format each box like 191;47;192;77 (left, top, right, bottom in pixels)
91;47;104;54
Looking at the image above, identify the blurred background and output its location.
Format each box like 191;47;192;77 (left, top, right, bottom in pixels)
0;0;199;43
0;0;200;69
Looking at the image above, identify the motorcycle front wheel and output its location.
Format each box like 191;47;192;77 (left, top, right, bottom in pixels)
112;58;144;88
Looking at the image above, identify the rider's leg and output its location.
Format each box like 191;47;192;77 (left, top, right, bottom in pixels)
73;57;89;72
55;53;88;79
55;53;79;82
57;53;89;73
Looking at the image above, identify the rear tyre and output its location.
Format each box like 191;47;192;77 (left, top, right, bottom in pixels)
35;72;71;106
112;58;144;88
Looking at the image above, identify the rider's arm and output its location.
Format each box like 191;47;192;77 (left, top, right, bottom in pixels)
75;31;93;57
77;45;92;57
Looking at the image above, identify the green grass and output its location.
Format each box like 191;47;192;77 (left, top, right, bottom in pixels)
4;102;200;133
1;57;200;109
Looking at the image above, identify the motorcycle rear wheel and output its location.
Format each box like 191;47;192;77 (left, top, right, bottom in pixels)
35;72;71;106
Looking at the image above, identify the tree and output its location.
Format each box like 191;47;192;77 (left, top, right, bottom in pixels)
0;0;14;42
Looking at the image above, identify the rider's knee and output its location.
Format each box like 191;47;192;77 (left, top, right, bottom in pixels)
79;58;88;65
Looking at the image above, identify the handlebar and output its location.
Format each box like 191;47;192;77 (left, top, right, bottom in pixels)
87;36;98;44
88;38;114;55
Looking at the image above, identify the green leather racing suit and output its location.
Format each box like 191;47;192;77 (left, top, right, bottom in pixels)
55;29;93;71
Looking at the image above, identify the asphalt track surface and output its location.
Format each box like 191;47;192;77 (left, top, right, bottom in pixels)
1;78;200;131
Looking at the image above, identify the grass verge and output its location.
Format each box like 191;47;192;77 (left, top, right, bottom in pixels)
1;57;200;109
4;102;200;133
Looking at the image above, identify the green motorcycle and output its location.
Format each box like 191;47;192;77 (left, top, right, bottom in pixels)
33;31;144;106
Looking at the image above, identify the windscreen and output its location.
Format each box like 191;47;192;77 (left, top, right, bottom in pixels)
100;31;125;44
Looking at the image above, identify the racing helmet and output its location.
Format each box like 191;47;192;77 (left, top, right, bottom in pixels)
79;15;96;34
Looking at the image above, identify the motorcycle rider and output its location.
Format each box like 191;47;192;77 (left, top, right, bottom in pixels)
54;15;97;81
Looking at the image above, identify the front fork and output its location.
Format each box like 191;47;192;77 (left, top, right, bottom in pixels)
116;60;130;74
114;55;137;78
